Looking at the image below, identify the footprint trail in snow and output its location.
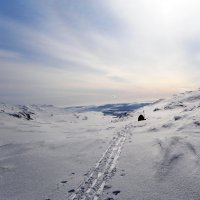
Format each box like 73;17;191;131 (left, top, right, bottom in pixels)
68;124;131;200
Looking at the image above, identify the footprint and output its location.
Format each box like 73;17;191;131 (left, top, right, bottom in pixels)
194;121;200;126
104;184;112;190
113;190;120;195
120;173;126;176
60;180;67;184
68;189;75;193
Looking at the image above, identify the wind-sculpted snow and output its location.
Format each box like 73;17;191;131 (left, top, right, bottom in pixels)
155;137;199;180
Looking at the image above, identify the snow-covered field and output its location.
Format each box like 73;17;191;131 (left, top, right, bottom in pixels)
1;89;200;200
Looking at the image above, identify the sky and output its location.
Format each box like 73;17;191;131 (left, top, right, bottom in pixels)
1;0;200;106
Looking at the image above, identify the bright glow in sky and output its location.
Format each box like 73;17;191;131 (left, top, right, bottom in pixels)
1;0;200;106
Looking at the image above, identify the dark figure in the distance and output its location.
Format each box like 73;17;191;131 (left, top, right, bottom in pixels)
138;114;145;121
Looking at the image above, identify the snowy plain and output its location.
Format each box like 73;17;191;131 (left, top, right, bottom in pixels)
1;89;200;200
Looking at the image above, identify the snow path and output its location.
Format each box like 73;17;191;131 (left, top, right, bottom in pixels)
68;124;131;200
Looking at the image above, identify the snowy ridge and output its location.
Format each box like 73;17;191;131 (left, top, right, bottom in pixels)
102;89;200;200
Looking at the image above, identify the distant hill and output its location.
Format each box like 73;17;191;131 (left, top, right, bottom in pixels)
65;102;150;117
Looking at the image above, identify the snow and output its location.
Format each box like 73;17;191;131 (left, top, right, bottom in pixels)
0;105;117;200
102;89;200;200
1;89;200;200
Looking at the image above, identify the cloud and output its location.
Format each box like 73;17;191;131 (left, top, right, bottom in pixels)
1;0;200;105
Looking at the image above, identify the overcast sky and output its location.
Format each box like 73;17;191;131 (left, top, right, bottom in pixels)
1;0;200;106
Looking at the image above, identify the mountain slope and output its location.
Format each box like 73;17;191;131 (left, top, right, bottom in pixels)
102;89;200;200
